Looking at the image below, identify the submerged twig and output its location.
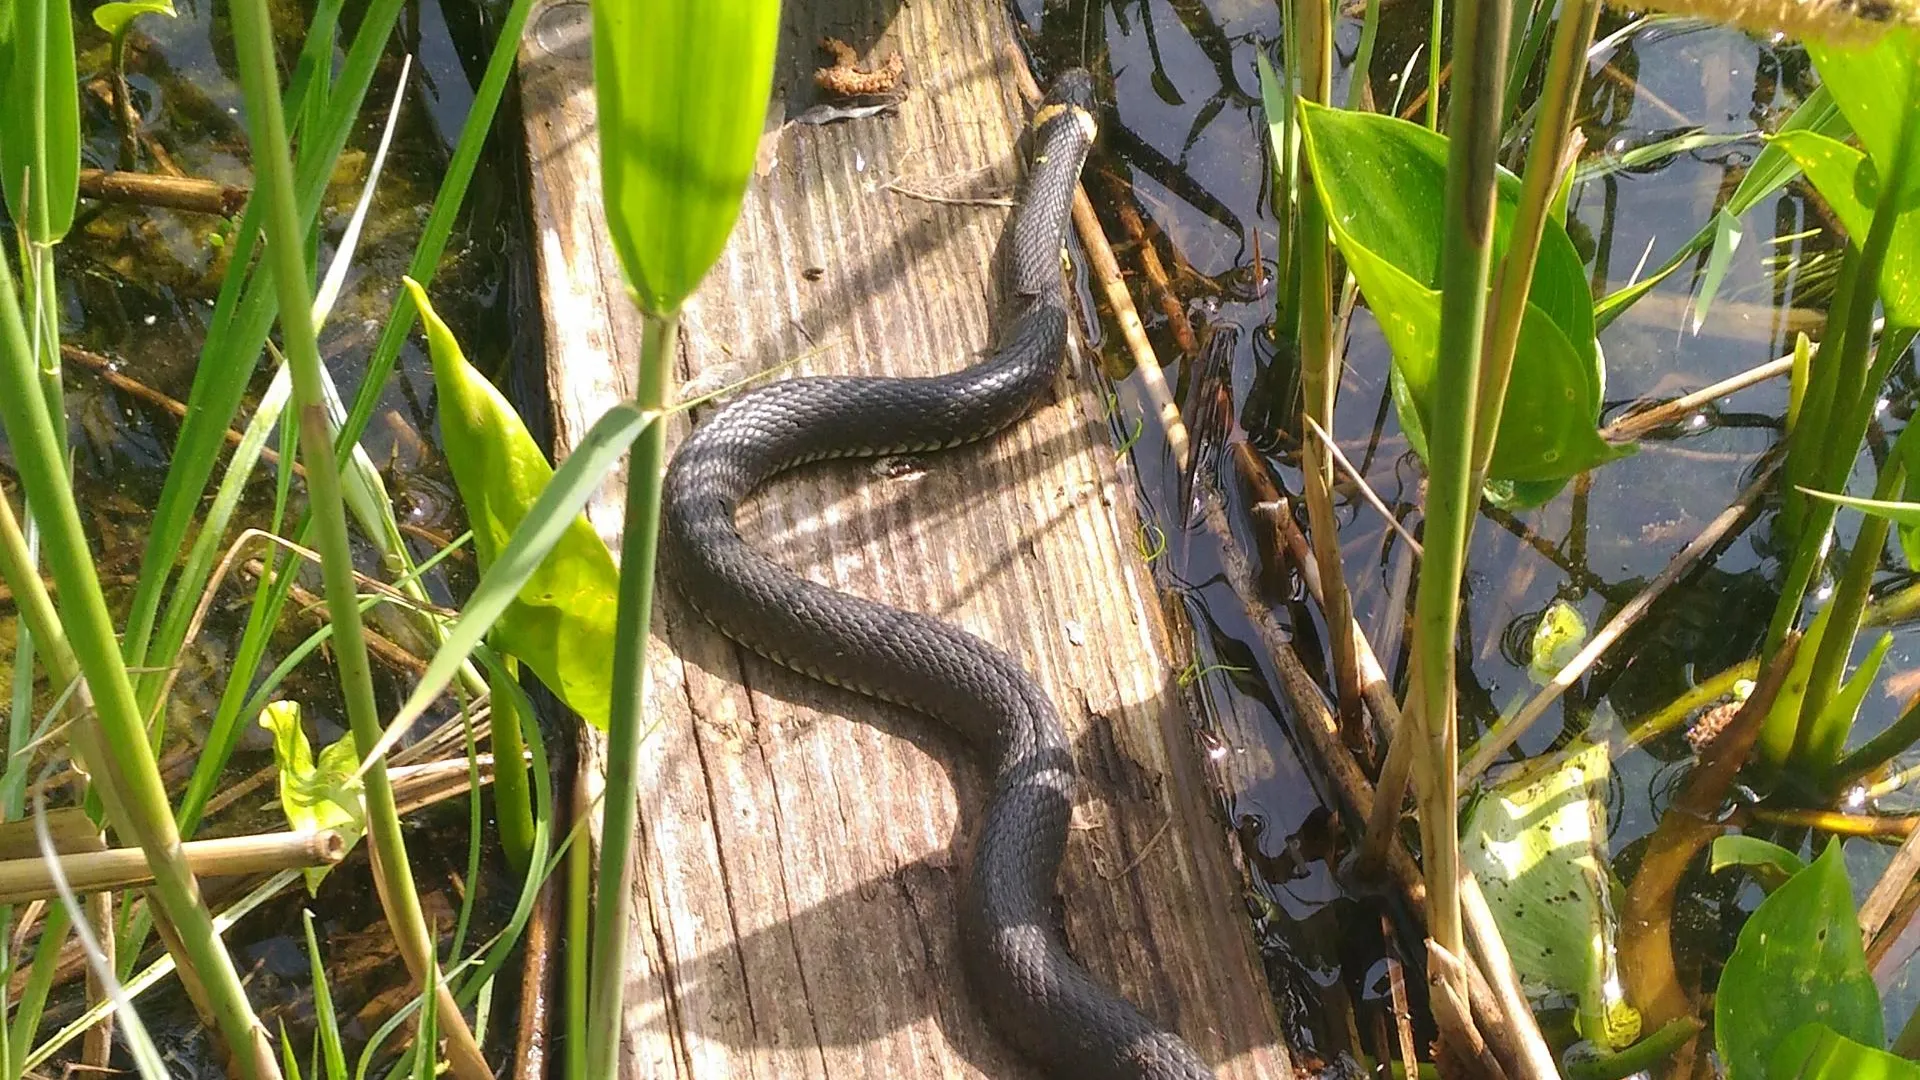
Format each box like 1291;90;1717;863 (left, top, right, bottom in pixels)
1461;458;1777;780
77;169;249;217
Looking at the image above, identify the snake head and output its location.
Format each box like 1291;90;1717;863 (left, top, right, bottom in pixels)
1032;68;1097;143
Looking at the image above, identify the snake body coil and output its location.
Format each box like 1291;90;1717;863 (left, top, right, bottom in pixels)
660;71;1215;1080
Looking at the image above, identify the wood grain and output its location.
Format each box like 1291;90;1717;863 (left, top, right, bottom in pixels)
519;1;1294;1075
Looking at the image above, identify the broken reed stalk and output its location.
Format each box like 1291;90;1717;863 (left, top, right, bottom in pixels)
1459;458;1777;781
1427;941;1511;1080
77;169;249;216
1600;355;1794;443
0;830;345;905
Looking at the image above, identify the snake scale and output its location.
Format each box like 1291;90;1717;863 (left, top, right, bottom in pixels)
660;70;1216;1080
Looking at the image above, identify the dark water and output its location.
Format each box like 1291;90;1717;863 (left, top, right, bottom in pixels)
0;0;529;1071
1013;0;1918;1068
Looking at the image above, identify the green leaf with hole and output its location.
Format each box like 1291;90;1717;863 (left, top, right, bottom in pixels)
91;0;174;38
0;0;80;241
1297;101;1628;483
594;0;780;314
1716;840;1881;1079
258;700;364;894
406;278;618;730
1770;1023;1920;1079
1771;130;1920;325
1464;741;1639;1049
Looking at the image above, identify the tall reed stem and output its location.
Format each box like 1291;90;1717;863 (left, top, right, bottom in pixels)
1406;0;1510;991
1293;0;1363;733
223;0;486;1073
586;308;678;1080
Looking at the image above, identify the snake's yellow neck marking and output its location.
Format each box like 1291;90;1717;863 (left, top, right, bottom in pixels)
1031;103;1099;142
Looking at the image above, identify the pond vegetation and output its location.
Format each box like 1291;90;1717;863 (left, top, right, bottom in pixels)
8;0;1920;1077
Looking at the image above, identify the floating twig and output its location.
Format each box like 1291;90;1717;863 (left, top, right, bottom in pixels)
1460;458;1778;781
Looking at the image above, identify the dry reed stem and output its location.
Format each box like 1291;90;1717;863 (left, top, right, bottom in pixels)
0;830;344;904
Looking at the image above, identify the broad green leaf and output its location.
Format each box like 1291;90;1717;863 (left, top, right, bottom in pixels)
594;0;780;314
1297;101;1627;483
1807;29;1920;198
1716;841;1881;1080
1464;742;1640;1050
0;0;79;241
1710;834;1807;891
1770;1022;1920;1080
371;397;656;770
1771;130;1920;324
91;0;174;38
405;279;619;731
258;700;365;894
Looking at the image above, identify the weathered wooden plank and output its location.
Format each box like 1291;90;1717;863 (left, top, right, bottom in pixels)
518;1;1294;1076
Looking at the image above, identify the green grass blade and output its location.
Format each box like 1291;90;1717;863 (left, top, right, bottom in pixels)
303;911;348;1080
122;0;404;677
335;0;541;464
0;0;79;241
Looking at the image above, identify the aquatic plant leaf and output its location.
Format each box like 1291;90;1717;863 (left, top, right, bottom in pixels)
1528;599;1589;685
0;0;79;241
1807;631;1894;771
594;0;780;314
258;701;365;894
1464;741;1640;1049
1770;1022;1920;1079
1710;834;1807;892
1716;840;1881;1080
1760;599;1834;772
1807;29;1920;199
90;0;174;38
1771;130;1920;324
1297;101;1627;483
405;279;618;731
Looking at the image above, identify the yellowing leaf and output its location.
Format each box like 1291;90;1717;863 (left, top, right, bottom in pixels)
1465;742;1639;1049
258;700;364;893
405;278;618;729
91;0;174;38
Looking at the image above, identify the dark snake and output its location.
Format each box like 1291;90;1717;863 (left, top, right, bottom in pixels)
660;71;1215;1080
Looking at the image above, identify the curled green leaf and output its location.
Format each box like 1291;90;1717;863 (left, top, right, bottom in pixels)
258;700;364;894
405;278;619;730
91;0;175;38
